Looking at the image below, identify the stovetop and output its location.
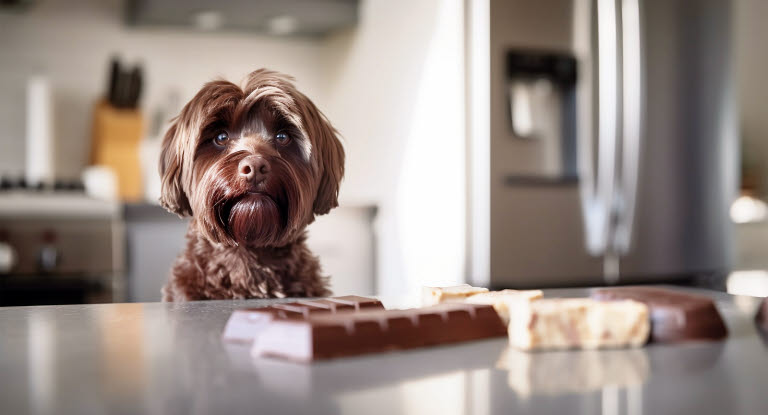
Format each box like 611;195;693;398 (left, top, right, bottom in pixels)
0;175;85;193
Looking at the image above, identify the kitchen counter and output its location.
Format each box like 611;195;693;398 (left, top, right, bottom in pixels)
1;287;766;415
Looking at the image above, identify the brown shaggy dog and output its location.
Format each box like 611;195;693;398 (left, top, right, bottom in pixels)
158;69;344;301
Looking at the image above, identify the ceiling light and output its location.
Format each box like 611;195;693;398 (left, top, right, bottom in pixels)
193;10;224;31
267;15;298;35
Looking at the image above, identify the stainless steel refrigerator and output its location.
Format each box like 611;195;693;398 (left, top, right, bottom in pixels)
467;0;737;288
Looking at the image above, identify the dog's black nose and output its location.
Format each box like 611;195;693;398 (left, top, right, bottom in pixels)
238;155;271;183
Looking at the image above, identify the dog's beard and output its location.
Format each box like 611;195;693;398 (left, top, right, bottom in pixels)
193;152;309;248
224;191;283;246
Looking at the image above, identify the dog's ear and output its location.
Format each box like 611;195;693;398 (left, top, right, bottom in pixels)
239;69;344;215
158;119;192;216
158;79;241;216
309;108;345;215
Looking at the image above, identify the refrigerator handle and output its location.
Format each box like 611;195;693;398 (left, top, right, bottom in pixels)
576;0;620;257
614;0;643;254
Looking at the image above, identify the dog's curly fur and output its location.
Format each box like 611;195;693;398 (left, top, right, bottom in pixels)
158;69;344;301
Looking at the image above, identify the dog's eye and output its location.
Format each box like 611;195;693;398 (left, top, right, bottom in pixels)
275;132;291;145
213;132;229;147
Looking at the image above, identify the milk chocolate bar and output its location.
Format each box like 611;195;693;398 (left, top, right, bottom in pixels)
223;296;384;343
251;303;507;361
421;284;489;306
507;298;650;351
591;287;728;342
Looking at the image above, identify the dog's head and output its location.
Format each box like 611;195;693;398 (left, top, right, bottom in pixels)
158;69;344;248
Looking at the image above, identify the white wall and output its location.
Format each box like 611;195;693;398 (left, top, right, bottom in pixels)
0;0;326;179
320;0;467;297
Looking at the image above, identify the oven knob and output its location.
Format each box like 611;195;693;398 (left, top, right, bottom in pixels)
0;242;17;273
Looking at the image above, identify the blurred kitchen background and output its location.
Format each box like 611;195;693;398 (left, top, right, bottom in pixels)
0;0;766;306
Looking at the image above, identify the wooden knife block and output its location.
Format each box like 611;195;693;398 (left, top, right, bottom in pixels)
90;101;144;201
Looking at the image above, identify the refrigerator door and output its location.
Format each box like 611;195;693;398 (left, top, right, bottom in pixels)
618;0;737;280
477;0;736;288
484;0;604;288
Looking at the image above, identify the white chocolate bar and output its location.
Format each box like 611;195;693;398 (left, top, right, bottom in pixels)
421;284;489;306
464;289;544;325
508;298;650;351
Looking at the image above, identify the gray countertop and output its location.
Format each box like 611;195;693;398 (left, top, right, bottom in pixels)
1;286;767;415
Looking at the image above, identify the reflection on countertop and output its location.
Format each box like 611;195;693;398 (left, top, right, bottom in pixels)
496;347;650;397
1;288;767;414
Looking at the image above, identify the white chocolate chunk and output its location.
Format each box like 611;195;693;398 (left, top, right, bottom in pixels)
421;284;489;306
508;298;650;351
464;290;543;325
